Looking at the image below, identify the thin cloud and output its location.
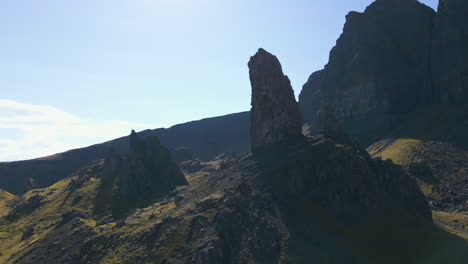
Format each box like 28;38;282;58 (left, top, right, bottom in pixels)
0;99;158;162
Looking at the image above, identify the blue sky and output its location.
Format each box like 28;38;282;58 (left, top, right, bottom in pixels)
0;0;438;161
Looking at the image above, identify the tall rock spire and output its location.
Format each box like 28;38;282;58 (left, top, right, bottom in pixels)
248;48;303;152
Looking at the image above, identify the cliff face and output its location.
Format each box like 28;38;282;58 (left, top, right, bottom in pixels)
299;0;468;136
301;0;435;124
432;0;468;104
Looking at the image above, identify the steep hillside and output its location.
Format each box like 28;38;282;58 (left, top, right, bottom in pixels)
0;189;15;218
368;138;467;212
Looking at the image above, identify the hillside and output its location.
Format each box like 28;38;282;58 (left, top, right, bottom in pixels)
0;189;15;218
2;135;466;264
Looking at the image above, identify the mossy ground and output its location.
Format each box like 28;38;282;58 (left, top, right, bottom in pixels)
0;159;227;263
0;189;14;218
433;211;468;239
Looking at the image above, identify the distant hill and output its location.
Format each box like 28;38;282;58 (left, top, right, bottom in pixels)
0;112;250;194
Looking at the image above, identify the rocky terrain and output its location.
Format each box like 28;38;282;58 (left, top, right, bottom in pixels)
0;47;466;264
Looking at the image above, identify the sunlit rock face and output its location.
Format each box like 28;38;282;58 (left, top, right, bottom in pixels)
248;48;303;152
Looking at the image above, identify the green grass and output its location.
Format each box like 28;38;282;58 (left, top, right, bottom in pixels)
367;138;425;166
0;189;15;218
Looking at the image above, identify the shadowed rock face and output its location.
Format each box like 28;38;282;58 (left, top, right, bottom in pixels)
432;0;468;104
299;0;468;144
299;0;436;128
298;70;323;132
248;48;303;152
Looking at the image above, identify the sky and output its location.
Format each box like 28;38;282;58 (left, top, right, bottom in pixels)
0;0;438;161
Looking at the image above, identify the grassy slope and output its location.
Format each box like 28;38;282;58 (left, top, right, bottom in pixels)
368;138;468;239
0;160;221;264
0;189;15;218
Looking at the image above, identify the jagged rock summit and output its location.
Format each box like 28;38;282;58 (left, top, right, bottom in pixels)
248;48;303;152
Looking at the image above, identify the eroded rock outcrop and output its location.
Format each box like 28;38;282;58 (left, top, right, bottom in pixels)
248;48;303;152
114;130;187;199
95;131;187;216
